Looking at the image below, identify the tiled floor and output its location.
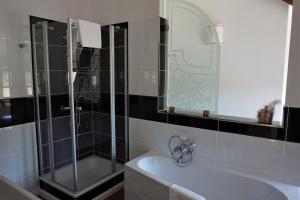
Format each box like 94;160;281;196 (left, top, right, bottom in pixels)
105;188;124;200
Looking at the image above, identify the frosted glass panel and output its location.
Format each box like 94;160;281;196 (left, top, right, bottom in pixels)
166;0;220;114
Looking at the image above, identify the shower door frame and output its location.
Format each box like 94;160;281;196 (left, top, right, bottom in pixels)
31;21;56;182
67;18;79;192
32;17;127;196
67;19;119;192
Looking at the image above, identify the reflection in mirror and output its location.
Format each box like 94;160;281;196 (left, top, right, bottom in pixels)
2;72;10;98
25;71;33;95
160;0;293;124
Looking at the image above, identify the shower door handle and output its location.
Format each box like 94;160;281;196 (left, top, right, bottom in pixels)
76;107;82;111
61;105;70;111
61;105;82;111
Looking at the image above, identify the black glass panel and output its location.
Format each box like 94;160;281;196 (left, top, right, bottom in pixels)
0;98;34;128
287;107;300;143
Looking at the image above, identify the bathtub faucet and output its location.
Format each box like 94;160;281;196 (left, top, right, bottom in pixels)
169;135;196;167
173;137;195;155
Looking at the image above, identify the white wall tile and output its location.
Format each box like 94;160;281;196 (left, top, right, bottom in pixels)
129;45;159;71
128;118;300;185
5;13;31;43
129;140;152;160
128;17;160;96
0;2;9;39
10;69;33;97
216;132;285;180
125;166;169;200
129;70;158;96
128;17;159;46
129;118;169;146
0;146;38;181
0;40;8;68
0;69;33;99
6;41;32;69
129;118;170;159
284;142;300;185
0;122;38;190
11;171;39;191
0;123;36;156
0;40;32;70
129;118;217;164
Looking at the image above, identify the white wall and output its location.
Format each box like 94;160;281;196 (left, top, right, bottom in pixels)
216;0;289;121
286;0;300;107
3;0;94;23
162;0;289;121
90;0;159;25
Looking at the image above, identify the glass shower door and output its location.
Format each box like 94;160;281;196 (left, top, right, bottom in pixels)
70;22;127;191
32;19;78;191
32;16;128;195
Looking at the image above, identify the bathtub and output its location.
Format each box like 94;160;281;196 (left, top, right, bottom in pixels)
125;151;299;200
0;176;40;200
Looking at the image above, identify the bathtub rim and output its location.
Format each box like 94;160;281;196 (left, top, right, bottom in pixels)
0;176;40;200
125;151;298;200
126;151;173;188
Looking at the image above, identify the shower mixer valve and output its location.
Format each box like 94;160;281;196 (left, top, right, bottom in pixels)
61;105;82;111
169;135;196;167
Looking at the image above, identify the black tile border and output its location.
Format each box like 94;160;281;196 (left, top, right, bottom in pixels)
0;97;290;159
77;173;123;200
129;95;167;123
0;97;34;128
40;172;124;200
219;120;285;140
129;94;290;141
286;107;300;143
40;180;73;200
168;112;218;131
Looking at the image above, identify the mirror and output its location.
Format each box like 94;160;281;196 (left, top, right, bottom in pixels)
160;0;293;125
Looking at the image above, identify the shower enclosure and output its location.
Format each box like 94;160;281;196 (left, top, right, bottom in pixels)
30;16;128;199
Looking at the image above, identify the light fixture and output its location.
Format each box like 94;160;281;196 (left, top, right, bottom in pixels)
207;24;224;45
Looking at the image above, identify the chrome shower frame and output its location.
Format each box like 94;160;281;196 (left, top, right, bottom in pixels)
32;17;127;197
67;18;79;191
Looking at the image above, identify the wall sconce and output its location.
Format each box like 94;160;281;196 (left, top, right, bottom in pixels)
214;24;224;44
207;24;224;45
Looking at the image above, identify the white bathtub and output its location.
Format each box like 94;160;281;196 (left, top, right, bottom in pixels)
0;176;40;200
125;151;299;200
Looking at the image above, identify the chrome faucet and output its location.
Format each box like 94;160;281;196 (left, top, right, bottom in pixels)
169;135;196;167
